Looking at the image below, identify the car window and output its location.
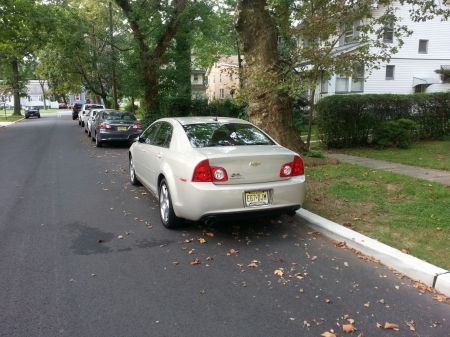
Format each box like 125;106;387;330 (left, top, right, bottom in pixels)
103;111;136;121
141;122;161;145
183;123;274;148
153;122;173;148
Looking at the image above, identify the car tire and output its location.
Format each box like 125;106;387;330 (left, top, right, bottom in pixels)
159;179;181;229
78;120;81;126
129;156;141;186
95;133;102;147
72;116;76;120
88;129;91;137
37;114;40;118
81;121;85;127
84;127;87;133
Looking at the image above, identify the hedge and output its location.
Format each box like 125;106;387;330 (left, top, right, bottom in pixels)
316;93;450;148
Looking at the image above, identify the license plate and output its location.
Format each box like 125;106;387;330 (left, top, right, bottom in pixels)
117;126;128;131
244;190;270;207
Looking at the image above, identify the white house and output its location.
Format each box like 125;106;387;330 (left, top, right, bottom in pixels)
1;80;59;108
318;2;450;99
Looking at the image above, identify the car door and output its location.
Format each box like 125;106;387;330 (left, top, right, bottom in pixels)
133;122;161;189
145;122;174;193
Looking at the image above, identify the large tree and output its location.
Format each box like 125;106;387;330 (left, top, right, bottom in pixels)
115;0;188;119
0;0;55;115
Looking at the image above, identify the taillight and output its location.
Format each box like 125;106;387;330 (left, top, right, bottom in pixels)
192;160;228;182
132;123;142;129
280;155;304;177
99;122;110;129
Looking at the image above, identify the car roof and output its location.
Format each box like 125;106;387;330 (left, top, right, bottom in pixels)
172;116;249;126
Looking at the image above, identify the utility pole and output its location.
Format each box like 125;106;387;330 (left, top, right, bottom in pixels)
109;1;118;110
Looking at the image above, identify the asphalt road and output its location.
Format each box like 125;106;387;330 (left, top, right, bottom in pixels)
0;112;449;337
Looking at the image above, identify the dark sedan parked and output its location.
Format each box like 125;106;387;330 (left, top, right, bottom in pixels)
71;103;82;120
24;106;40;119
91;110;142;147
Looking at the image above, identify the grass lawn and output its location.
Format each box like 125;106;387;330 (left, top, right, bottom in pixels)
0;115;23;122
338;141;450;171
304;161;450;269
300;124;319;142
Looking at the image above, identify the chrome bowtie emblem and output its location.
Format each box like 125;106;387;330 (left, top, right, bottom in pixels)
249;161;261;167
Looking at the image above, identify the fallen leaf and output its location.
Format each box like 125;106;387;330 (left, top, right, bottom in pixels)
117;235;124;240
206;256;213;261
342;324;356;333
433;294;450;303
247;260;260;268
384;322;399;331
344;261;349;267
188;249;195;255
172;261;179;265
325;298;332;304
205;232;214;237
363;302;370;308
406;320;416;331
335;241;347;248
227;248;239;256
310;256;318;261
321;331;336;337
190;258;201;265
274;269;284;277
197;238;207;244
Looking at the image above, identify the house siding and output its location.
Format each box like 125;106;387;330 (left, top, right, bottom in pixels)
320;2;450;98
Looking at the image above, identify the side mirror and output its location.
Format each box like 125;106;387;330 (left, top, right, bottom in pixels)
138;136;145;143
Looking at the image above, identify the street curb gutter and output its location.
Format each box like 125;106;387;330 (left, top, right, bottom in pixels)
296;209;450;297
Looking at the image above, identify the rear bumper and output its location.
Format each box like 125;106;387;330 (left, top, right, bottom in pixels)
98;131;141;142
172;176;306;221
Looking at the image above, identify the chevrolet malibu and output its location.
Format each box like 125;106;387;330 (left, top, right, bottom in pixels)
129;117;306;229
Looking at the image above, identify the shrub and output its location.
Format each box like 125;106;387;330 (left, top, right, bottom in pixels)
373;118;418;148
316;93;450;148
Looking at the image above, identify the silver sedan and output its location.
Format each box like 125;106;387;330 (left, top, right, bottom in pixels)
129;117;306;228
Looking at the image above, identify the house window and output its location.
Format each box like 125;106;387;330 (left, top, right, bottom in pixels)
219;73;222;83
343;20;360;45
383;23;394;43
336;75;349;93
351;64;365;92
229;73;233;81
386;65;395;80
220;88;225;98
194;74;198;81
418;39;428;54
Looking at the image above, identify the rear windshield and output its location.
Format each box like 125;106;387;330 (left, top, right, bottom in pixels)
183;123;275;148
103;111;136;121
86;104;103;110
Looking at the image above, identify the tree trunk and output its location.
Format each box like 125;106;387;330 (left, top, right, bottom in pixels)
235;0;306;153
11;58;21;116
39;80;47;109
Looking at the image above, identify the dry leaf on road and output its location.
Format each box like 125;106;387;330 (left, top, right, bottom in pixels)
197;238;207;244
227;249;239;256
274;269;284;277
191;258;201;265
383;322;399;331
342;324;356;333
321;331;337;337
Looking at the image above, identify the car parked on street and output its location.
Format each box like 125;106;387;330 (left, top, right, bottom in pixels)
85;108;103;136
79;104;105;127
24;106;40;119
71;103;82;120
128;117;306;229
91;109;142;147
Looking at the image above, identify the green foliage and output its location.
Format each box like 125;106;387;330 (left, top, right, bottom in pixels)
301;150;324;158
316;93;450;148
373;118;418;148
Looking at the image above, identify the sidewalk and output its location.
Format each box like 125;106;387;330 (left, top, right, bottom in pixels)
0;121;14;127
327;153;450;186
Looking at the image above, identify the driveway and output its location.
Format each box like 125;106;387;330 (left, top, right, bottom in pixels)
0;113;448;337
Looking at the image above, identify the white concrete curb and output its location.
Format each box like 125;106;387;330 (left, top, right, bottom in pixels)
297;208;450;297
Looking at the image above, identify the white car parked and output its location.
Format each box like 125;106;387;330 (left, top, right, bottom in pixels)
84;108;103;136
129;117;306;229
78;104;105;127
